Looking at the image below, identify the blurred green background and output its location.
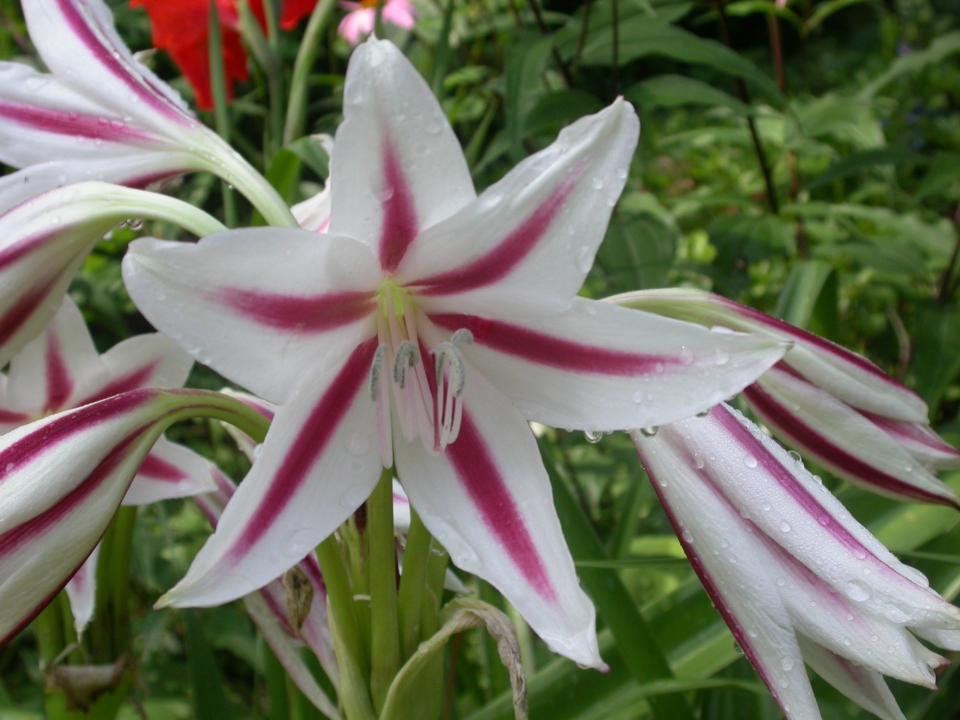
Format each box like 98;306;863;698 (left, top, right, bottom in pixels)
1;0;959;717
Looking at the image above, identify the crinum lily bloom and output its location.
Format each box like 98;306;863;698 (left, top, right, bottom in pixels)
614;289;960;507
633;405;960;720
0;0;290;224
122;38;786;666
0;296;218;634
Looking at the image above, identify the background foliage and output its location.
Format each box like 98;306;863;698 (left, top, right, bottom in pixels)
1;0;959;717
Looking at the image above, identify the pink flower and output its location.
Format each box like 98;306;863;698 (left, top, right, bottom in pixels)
337;0;415;46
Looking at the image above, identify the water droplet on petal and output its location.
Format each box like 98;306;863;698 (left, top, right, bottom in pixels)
576;246;593;273
845;581;870;602
743;454;758;469
584;430;603;444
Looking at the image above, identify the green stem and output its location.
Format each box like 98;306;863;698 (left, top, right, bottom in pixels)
96;185;226;237
208;0;238;226
109;507;138;656
261;0;284;159
157;390;271;444
284;0;336;144
316;535;373;717
34;597;65;666
397;510;431;658
368;470;401;712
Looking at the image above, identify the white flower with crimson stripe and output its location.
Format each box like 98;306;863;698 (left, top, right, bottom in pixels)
0;0;290;225
122;38;787;666
614;288;960;508
633;404;960;720
0;297;217;635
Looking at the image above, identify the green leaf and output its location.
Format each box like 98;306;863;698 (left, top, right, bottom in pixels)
860;31;960;98
504;34;554;159
807;146;923;190
774;260;836;334
381;599;527;720
597;212;679;292
524;90;604;138
185;611;231;718
542;444;695;720
625;75;751;115
579;19;783;105
790;94;884;150
908;302;960;412
804;0;871;33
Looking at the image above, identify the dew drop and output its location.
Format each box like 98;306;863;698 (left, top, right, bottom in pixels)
640;426;659;437
591;177;604;190
584;430;603;444
779;521;791;533
743;454;758;469
845;581;870;602
714;349;730;366
776;577;786;587
781;657;795;672
632;390;644;404
681;529;694;543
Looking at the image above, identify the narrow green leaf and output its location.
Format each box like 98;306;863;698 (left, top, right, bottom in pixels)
626;75;751;115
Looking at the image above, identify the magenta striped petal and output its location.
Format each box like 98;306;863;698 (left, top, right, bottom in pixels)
744;379;959;507
230;338;377;559
395;99;637;315
217;288;376;334
42;334;73;411
611;289;929;422
122;438;216;506
157;339;382;608
0;98;156;143
65;543;100;636
861;412;960;470
413;182;572;296
328;38;474;263
430;311;674;376
123;230;381;404
393;364;601;668
377;140;418;273
421;299;785;433
26;0;194;127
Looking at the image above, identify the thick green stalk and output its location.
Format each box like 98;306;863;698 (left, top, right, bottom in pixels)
109;507;138;656
284;0;336;144
316;535;373;715
261;0;284;158
368;470;401;711
397;510;431;658
207;0;238;226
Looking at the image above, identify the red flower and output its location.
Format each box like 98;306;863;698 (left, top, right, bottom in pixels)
130;0;318;110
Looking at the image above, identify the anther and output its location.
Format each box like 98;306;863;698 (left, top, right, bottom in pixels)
369;344;388;401
451;328;474;348
433;342;466;397
393;341;420;388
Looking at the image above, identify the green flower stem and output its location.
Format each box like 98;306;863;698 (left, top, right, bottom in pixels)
109;507;137;656
411;541;449;720
368;469;401;712
96;185;226;238
207;0;238;227
397;510;431;658
34;596;65;666
261;0;285;158
284;0;336;144
157;391;271;445
317;535;374;719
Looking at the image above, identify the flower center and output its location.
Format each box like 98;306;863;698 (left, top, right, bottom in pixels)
370;281;470;466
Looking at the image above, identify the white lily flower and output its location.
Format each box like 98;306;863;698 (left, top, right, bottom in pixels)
633;404;960;720
0;181;223;368
0;296;219;635
0;386;262;646
613;289;960;506
122;38;787;667
0;0;291;224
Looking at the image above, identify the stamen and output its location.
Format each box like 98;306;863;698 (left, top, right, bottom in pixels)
392;341;419;388
369;344;388;401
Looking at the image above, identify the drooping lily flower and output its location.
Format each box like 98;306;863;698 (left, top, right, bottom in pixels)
130;0;320;110
633;404;960;720
0;181;224;367
613;289;960;506
0;295;220;634
122;38;787;666
337;0;415;46
0;385;265;647
195;470;341;719
1;0;291;224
